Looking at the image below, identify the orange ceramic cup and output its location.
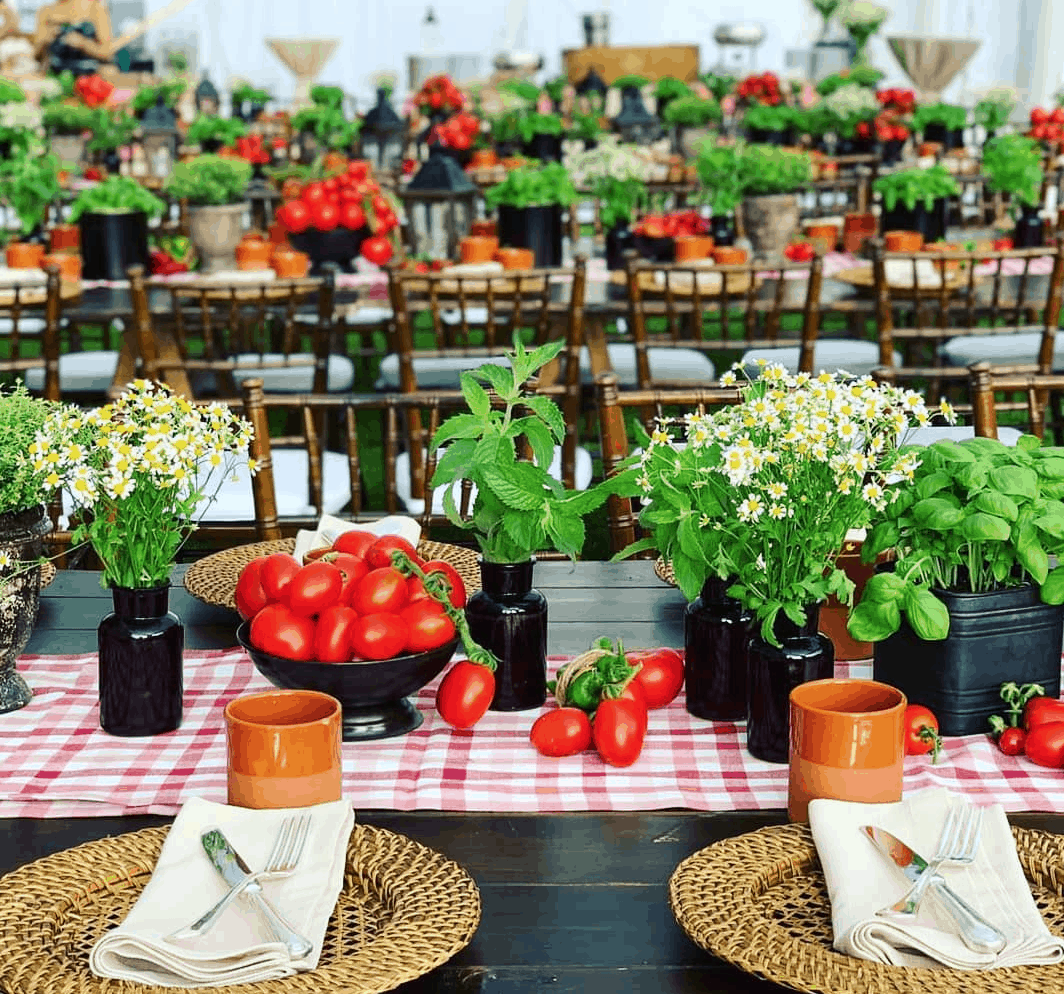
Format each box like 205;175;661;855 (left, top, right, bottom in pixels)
884;229;924;252
674;235;714;261
48;224;80;253
460;235;499;263
236;238;273;270
271;248;310;278
225;689;343;809
41;253;81;282
470;218;497;237
495;246;535;270
788;679;907;823
842;212;878;254
712;246;748;265
6;242;45;269
804;222;839;254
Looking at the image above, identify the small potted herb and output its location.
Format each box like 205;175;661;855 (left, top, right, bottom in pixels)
694;141;743;245
86;108;138;174
569;111;603;149
700;72;737;103
68;175;165;280
42;102;95;168
186;114;247;153
0;153;61;265
742;103;798;145
848;434;1064;735
131;79;185;118
872;164;961;243
163;155;252;273
735;143;813;258
231;82;271;122
292;102;360;161
982;134;1045;246
663;97;721;158
653;76;691;121
485;162;577;266
912;102;968;151
543;76;568;112
517;112;564;162
974;88;1016;143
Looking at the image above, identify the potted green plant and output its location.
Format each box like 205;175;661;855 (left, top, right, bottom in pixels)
86;108;138;173
663;96;722;158
912;102;968;150
543;75;568;112
654;76;691;120
432;337;613;711
735;143;813;258
872;164;961;243
817;82;881;150
848;434;1064;735
0;153;61;263
186;114;247;153
42;102;95;168
163;154;252;273
700;72;736;103
490;108;523;157
694;140;743;245
0;384;66;713
982;134;1045;246
517;112;564;161
815;65;884;97
569;111;603;148
0;81;35;159
742;103;798;145
231;82;271;122
131;79;185;118
974;88;1016;143
292;98;360;160
68;175;165;280
485;162;577;267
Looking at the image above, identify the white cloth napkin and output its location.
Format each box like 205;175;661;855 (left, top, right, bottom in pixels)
884;258;945;287
808;787;1064;970
90;796;355;987
293;512;422;562
0;267;47;285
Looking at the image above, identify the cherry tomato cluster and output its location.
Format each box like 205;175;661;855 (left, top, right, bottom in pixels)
633;210;708;239
416;74;466;115
736;72;782;106
74;74;114;107
988;682;1064;767
869;110;910;143
234;134;271;165
429;111;481;151
236;532;467;663
274;159;397;266
1028;106;1064;144
530;642;684;768
876;88;916;114
903;704;942;763
784;241;816;262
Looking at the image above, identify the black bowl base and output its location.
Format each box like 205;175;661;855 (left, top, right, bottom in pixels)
342;698;423;740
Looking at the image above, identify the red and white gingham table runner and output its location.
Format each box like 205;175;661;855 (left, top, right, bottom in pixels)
2;649;1064;817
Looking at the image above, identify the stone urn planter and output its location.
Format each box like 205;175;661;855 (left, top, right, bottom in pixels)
0;505;51;713
678;126;714;160
49;133;87;169
741;193;800;259
187;203;247;273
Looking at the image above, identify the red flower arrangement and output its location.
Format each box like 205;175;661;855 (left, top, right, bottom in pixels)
633;210;708;239
784;241;816;262
872;110;910;143
877;88;916;115
429;111;480;151
1028;106;1064;145
416;74;465;116
234;134;271;165
73;74;114;108
736;72;782;106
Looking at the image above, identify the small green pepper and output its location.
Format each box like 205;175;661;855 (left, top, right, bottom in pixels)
566;670;605;711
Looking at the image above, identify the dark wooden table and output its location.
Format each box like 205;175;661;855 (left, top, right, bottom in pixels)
11;561;1064;993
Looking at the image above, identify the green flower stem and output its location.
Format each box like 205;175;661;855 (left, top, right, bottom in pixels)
999;681;1044;727
390;550;498;671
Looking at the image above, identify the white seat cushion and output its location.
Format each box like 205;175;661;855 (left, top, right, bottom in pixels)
903;425;1022;447
296;306;394;327
584;343;715;385
375;353;511;390
441;306;490;326
741;341;901;379
395;444;594;516
229;353;355;393
24;350;119;394
0;316;46;335
939;333;1064;370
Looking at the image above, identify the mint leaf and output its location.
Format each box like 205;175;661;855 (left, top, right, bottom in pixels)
460;371;491;419
523;394;566;442
514;417;555;470
431;439;477;485
473;362;518;402
524;338;566;377
483;470;545;510
546;510;585;558
503;511;542;553
432;414;488;448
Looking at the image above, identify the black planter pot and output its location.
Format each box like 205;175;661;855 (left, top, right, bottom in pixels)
200;138;222;154
746;604;835;763
101;148;121;174
684;577;753;721
922;123;964;150
710;214;736;247
495;139;519;159
288;227;367;274
495;204;563;267
466;559;548;712
523;132;563;162
747;127;788;146
873;582;1064;736
79;211;149;281
881;197;949;245
835;137;877;157
605;223;636;270
633;233;675;263
98;584;183;736
1013;203;1044;248
881;138;905;165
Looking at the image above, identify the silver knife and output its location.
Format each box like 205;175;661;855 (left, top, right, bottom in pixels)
861;825;1007;954
198;827;313;960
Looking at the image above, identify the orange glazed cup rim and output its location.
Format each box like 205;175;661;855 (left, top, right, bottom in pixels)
225;689;340;728
790;678;905;716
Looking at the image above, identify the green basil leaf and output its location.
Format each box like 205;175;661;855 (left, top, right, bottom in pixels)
1017;523;1050;583
961;512;1012;541
1017;434;1043;452
1036;458;1064;480
847;598;900;642
913;497;965;530
905;588;950;640
916;471;953;499
931;440;976;462
1041;566;1064;605
955;460;989;492
973;491;1019;521
861;571;906;603
991;464;1039;499
1035;513;1064;539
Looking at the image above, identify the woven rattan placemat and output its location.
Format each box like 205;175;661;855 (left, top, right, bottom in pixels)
669;822;1064;994
185;538;481;611
654;557;676;588
40;561;55;589
0;823;481;994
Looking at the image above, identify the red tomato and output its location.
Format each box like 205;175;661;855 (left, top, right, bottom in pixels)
339;202;366;230
530;708;593;757
277;201;310;234
301;181;326;205
1031;107;1049;125
311;201;339;231
903;704;942;761
1033;124;1050;141
332;529;376;559
1051;108;1064;125
352;566;409;615
617;681;649;734
627;648;684;709
436;660;495;728
1024;722;1064;768
375;209;398;234
593;698;646;767
287;562;344;617
249;602;316;661
408;560;467;609
365;535;420;570
350;612;407;660
361;234;394;266
323;176;339;193
314;604;358;662
347;160;370;181
399;599;456;652
1024;696;1064;731
235;557;269;620
260;553;300;603
997;727;1026;756
326;552;368;594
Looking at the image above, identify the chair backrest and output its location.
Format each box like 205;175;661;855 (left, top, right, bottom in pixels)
595;370;743;556
799;174;871;220
969;360;1064;441
624;253;824;386
0;265;63;401
129;265;336;402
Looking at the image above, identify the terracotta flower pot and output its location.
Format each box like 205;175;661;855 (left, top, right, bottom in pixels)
470;149;498;169
460;236;499;264
48;224;80;253
494;247;535;270
5;242;45;269
235;238;273;271
803;222;839;254
674;235;714;261
842;212;877;254
741;193;800;259
884;230;924;252
187;202;248;274
41;253;82;282
470;219;497;237
712;246;748;265
270;248;309;278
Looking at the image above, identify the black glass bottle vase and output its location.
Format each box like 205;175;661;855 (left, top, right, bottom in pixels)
465;560;547;711
98;585;184;736
745;603;834;763
684;577;753;721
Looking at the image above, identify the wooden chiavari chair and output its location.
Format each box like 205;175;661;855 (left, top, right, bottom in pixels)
969;360;1064;443
0;265;62;401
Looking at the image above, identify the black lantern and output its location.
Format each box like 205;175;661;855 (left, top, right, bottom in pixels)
361;88;406;172
140;96;179;179
612;85;661;145
195;73;219;116
400;149;478;259
575;67;608;114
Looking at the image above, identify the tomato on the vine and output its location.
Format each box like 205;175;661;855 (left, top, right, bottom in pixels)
437;660;495;728
276;201;310;234
235;557;269;620
332;529;376;559
362;234;394;266
350;612;407;660
301;181;326;206
400;599;455;652
311;201;340;231
352;566;409;615
617;680;649;733
365;535;420;570
903;704;942;761
314;604;358;662
250;602;316;661
627;648;684;709
260;553;301;603
286;562;343;617
407;559;467;608
339;202;366;230
530;708;592;757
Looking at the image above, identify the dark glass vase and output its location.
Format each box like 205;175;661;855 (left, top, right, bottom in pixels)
684;577;753;721
1013;203;1044;248
605;223;636;270
710;214;735;246
465;560;547;711
746;604;834;763
98;585;184;736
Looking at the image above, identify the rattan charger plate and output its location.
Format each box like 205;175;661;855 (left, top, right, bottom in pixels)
831;266;982;295
654;556;676;587
39;560;55;589
669;822;1064;994
185;538;481;611
0;823;481;994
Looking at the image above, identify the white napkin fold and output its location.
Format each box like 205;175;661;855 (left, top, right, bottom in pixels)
90;796;355;987
884;258;945;288
808;787;1064;970
292;512;422;562
0;267;47;286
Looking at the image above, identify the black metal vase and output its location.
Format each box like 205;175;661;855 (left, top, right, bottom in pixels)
1013;203;1044;248
495;204;563;267
465;560;547;711
605;223;636;270
881;197;949;245
710;214;736;247
684;577;753;721
98;584;184;736
79;211;149;281
746;604;834;763
523;132;563;162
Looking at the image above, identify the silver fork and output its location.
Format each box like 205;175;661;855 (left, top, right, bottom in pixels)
167;814;312;942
